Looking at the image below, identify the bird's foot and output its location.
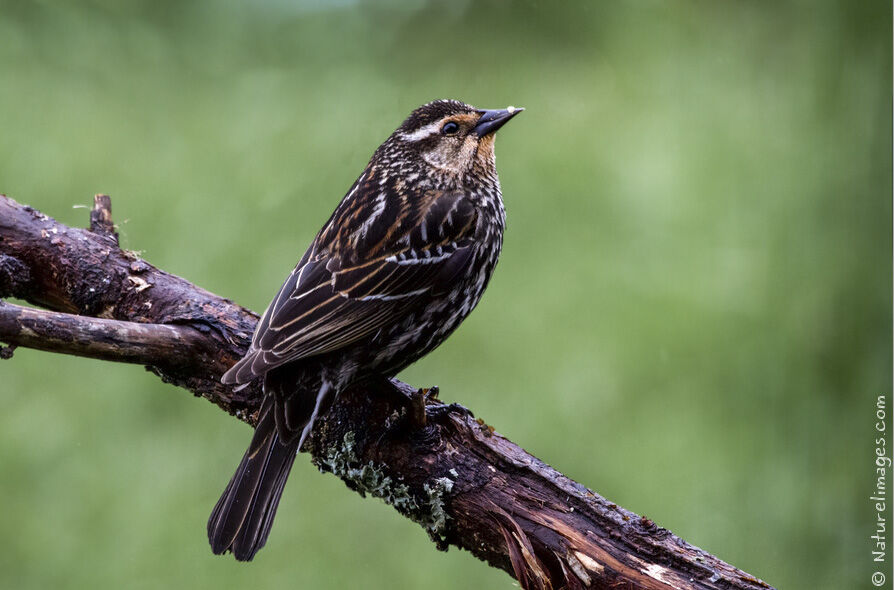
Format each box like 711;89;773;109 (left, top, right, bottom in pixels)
425;400;474;426
411;386;473;427
375;379;470;437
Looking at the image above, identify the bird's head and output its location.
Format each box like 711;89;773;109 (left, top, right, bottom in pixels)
385;99;522;187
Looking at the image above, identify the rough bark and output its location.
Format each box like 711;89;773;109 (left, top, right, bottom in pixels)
0;194;774;590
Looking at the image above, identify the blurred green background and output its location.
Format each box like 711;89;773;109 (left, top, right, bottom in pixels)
0;1;890;588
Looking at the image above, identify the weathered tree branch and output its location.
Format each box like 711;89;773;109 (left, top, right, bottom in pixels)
0;193;774;590
0;301;215;366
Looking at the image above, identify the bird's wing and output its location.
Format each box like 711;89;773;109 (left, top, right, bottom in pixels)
221;191;478;384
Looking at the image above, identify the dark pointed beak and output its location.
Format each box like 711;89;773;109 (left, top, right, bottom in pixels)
473;106;524;137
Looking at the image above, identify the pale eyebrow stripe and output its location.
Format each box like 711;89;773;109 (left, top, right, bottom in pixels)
398;120;443;142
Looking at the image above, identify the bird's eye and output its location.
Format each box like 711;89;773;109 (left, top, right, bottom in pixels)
441;121;460;135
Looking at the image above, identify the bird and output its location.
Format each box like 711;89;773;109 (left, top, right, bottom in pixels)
207;99;522;561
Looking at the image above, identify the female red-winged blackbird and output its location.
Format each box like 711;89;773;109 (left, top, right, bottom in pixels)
208;99;522;560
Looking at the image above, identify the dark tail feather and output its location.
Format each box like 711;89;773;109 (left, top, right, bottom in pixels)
207;396;299;561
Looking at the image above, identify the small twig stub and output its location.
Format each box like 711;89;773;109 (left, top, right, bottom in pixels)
89;194;119;244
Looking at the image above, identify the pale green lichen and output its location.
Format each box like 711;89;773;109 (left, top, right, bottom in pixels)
422;477;454;536
315;432;455;539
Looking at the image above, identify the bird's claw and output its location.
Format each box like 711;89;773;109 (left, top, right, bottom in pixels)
425;401;473;425
380;382;469;434
408;387;471;430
